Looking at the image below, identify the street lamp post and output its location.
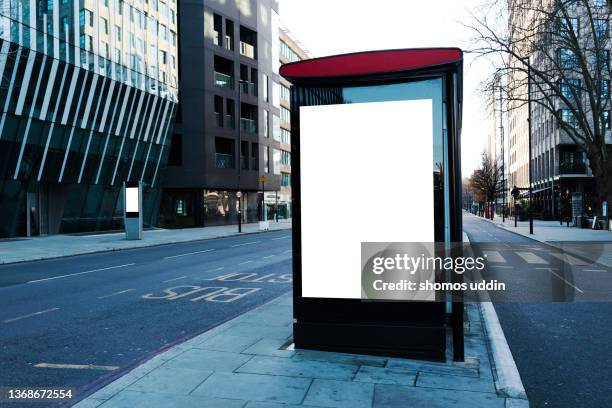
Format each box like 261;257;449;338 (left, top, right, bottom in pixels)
527;63;534;235
237;191;242;233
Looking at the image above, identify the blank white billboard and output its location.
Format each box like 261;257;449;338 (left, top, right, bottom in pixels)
126;187;140;213
300;100;434;299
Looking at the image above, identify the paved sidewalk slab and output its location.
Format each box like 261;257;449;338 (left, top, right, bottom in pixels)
74;292;524;408
0;220;291;264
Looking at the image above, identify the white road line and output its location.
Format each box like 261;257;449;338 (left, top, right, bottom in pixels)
583;269;606;272
271;236;289;240
4;308;60;323
549;270;585;294
550;252;589;266
483;250;506;263
97;289;135;299
263;255;276;259
34;363;119;371
238;260;253;265
516;251;548;264
163;276;188;283
28;264;135;283
163;249;215;259
207;267;224;272
231;241;261;247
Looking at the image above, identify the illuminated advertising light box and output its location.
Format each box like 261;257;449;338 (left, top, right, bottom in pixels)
280;48;464;361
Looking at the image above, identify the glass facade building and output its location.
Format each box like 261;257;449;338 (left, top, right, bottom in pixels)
0;0;178;237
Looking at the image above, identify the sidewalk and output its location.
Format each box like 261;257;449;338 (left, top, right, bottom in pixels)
476;213;612;268
74;291;527;408
0;220;292;265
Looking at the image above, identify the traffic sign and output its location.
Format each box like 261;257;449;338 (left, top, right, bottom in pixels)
258;176;266;183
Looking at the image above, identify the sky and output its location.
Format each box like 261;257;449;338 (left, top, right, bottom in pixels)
278;0;494;177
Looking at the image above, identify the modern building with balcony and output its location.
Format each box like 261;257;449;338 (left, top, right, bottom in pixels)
159;0;289;228
0;0;178;237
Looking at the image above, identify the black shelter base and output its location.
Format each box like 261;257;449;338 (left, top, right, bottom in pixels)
293;321;447;361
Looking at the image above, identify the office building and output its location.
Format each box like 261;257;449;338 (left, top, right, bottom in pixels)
159;0;309;228
0;0;179;237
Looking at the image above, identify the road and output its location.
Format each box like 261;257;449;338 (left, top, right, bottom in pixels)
463;213;612;408
0;229;292;405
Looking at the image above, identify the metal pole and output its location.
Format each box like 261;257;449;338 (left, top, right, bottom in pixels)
499;79;505;223
238;196;242;232
515;197;518;227
527;63;534;234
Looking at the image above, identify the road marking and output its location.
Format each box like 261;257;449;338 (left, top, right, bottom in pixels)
516;251;548;264
483;251;506;263
536;267;559;270
34;363;119;371
550;253;589;266
28;264;135;283
271;236;289;240
97;289;135;299
4;308;59;323
163;275;188;283
238;260;253;265
548;270;585;294
231;241;261;247
582;269;606;272
163;249;215;259
263;255;276;259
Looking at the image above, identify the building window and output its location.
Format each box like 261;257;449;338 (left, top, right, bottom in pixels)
225;19;234;50
264;110;269;137
559;17;579;38
273;149;281;175
281;128;290;144
281;172;290;187
559;48;577;68
601;80;610;99
214;96;224;127
239;25;257;59
159;50;167;65
281;84;290;101
281;107;290;123
215;137;235;169
100;17;108;34
273;115;280;141
251;142;259;170
115;26;121;42
114;47;121;64
226;99;235;129
264;146;269;173
560;79;580;100
213;13;222;46
595;19;609;39
80;9;93;28
281;150;290;165
601;110;610;129
280;40;299;62
241;140;249;170
560;109;578;127
263;74;268;102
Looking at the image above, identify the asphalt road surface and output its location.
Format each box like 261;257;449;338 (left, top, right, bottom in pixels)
0;229;292;406
464;214;612;408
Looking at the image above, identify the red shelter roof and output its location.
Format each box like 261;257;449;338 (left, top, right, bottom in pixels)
280;48;462;80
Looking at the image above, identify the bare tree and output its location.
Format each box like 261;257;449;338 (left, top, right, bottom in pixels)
470;154;499;220
466;0;612;209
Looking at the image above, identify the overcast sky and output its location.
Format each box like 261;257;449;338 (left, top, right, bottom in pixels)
279;0;493;177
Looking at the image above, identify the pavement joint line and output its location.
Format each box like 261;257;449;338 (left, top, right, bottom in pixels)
231;241;261;247
548;270;585;294
34;363;119;371
97;289;136;299
162;275;188;283
163;248;215;259
27;263;136;283
4;307;60;323
238;260;254;265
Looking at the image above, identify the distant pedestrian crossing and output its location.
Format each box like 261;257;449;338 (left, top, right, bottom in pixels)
480;249;603;268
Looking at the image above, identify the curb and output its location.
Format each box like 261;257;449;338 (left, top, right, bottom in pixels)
463;232;529;405
0;225;292;265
